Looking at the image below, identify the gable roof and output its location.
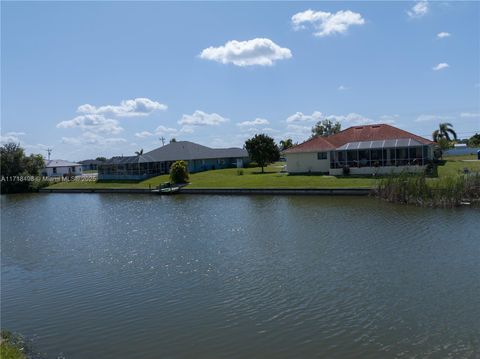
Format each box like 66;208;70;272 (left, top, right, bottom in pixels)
144;141;248;161
284;124;434;154
103;141;248;165
44;159;81;168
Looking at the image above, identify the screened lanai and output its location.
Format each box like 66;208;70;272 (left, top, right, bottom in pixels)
329;138;430;169
98;155;169;180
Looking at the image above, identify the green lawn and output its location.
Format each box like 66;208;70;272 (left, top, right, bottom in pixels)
46;160;480;190
443;154;477;161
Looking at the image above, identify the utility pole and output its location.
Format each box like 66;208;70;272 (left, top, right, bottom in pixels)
45;148;52;160
159;136;166;146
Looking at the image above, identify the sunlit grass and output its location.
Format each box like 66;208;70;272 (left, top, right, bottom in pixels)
46;159;480;190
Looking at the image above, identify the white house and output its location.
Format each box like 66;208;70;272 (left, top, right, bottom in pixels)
284;124;436;176
42;159;83;177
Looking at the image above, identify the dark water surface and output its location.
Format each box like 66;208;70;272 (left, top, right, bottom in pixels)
1;194;479;358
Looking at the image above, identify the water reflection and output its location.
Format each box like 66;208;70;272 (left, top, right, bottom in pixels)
1;194;479;358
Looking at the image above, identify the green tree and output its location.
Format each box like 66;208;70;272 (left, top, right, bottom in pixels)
170;138;177;143
95;157;107;162
432;123;457;142
135;149;144;156
169;160;189;184
279;138;294;151
468;133;480;147
245;134;280;173
0;143;47;194
311;119;341;137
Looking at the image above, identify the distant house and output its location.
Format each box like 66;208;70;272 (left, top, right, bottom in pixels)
42;160;83;177
79;159;103;171
284;124;435;175
98;141;249;180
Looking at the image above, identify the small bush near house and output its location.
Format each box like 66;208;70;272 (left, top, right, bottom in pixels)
170;160;189;184
342;165;350;176
237;169;244;176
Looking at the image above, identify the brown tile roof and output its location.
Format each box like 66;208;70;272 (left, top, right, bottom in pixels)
284;124;434;153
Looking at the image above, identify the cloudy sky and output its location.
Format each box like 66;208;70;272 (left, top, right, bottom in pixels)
2;1;479;160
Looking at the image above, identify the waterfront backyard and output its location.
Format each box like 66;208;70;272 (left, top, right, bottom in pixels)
1;193;479;358
46;155;480;190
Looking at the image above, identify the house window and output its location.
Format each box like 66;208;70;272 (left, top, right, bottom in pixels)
317;152;327;160
71;166;76;172
52;167;57;174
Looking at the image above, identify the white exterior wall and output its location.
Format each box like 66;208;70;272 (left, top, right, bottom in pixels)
285;152;330;173
44;165;82;177
329;165;426;176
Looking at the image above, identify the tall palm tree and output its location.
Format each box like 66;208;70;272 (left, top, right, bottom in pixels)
135;149;143;156
432;123;457;142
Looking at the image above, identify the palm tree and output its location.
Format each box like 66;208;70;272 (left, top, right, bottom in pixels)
432;123;457;142
135;149;143;156
279;138;294;151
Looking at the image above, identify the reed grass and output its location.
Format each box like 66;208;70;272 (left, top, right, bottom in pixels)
375;171;480;207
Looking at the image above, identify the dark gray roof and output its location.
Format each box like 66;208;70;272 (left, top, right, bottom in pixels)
103;156;153;165
336;138;424;151
144;141;248;161
101;142;247;165
44;159;81;168
79;159;103;165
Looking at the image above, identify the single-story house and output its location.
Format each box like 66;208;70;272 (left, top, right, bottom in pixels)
79;159;103;171
42;160;83;177
98;141;249;180
284;124;436;175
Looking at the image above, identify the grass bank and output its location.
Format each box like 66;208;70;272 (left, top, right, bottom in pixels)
0;330;35;359
47;163;375;189
46;158;480;191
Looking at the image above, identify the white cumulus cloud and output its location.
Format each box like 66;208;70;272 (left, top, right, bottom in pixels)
432;63;449;71
199;38;292;66
0;131;26;144
327;113;374;125
407;1;429;18
77;98;167;117
286;111;323;123
437;32;451;39
178;111;229;127
136;125;178;138
291;9;365;37
57;114;124;135
135;131;154;138
237;118;270;127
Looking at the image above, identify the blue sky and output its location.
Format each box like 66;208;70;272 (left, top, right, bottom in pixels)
2;1;479;160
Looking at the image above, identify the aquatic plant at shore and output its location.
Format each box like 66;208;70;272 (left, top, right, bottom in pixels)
374;172;480;207
0;330;48;359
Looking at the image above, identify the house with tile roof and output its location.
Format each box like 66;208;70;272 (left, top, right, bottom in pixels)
284;124;435;175
98;141;249;180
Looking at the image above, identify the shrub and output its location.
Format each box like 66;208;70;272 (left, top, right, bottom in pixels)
169;160;189;184
236;169;244;176
342;165;350;176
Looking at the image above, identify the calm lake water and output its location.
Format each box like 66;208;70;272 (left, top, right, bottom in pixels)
1;194;479;358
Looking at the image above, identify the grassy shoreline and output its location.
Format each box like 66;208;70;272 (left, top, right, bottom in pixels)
46;157;480;191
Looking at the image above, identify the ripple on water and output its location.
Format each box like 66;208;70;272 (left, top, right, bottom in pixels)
1;194;479;359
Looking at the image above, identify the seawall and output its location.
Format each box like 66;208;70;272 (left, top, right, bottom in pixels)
40;187;372;195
